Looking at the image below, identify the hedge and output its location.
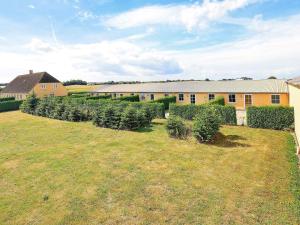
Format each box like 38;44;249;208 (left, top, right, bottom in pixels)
208;96;225;106
0;100;23;112
0;97;15;102
153;96;176;110
115;95;140;102
67;91;90;96
247;106;294;130
86;95;112;100
169;103;237;125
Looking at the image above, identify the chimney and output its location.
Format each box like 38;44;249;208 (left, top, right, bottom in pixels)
29;70;33;74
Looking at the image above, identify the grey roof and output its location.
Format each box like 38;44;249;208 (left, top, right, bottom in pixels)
288;77;300;88
1;72;60;94
94;79;289;94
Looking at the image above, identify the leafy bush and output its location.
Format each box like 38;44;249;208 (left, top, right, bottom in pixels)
193;107;221;142
86;95;112;100
20;94;38;114
166;116;188;139
94;104;122;129
247;106;294;130
169;103;236;125
0;100;23;112
115;95;140;102
153;96;176;110
0;97;15;102
208;96;225;106
119;106;140;130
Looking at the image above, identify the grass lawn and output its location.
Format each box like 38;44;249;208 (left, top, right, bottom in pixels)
0;111;299;225
66;85;101;93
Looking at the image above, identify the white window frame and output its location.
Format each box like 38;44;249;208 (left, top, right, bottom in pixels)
228;93;236;103
178;93;184;101
208;93;215;101
244;94;253;108
41;84;47;89
190;94;196;104
53;83;58;89
271;94;280;104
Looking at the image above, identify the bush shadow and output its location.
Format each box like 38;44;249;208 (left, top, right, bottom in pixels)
135;127;154;133
209;133;251;148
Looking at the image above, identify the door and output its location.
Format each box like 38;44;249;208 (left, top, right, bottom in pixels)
245;94;252;108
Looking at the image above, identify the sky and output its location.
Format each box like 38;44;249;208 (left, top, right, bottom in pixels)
0;0;300;82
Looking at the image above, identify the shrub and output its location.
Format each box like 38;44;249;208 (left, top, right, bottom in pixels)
95;104;122;129
169;103;236;125
193;107;221;142
153;96;176;110
0;97;15;102
166;116;188;139
119;106;140;130
86;95;112;100
208;96;225;106
0;100;23;112
247;106;294;130
115;95;140;102
20;94;38;114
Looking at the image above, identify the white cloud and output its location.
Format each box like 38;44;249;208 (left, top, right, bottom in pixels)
28;4;35;9
105;0;256;32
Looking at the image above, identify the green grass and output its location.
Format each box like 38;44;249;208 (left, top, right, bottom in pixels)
0;111;299;225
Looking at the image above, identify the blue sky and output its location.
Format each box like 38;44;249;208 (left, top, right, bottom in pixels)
0;0;300;82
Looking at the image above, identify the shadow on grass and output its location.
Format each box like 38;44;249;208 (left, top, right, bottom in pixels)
209;133;251;148
135;127;154;133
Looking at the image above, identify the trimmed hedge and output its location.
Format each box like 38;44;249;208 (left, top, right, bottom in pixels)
169;103;237;125
153;96;176;110
0;97;15;102
86;95;112;100
115;95;140;102
208;96;225;106
0;100;23;112
247;106;294;130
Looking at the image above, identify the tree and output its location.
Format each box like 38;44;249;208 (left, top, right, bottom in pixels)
119;106;140;130
268;76;277;79
20;93;38;114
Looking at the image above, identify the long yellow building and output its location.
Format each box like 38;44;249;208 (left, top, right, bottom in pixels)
0;71;67;100
93;79;289;110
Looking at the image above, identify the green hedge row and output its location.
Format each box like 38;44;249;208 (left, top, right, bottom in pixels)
67;91;90;96
153;96;176;110
0;97;15;102
169;103;237;125
86;95;112;100
0;100;23;112
247;106;294;130
208;96;225;106
115;95;140;102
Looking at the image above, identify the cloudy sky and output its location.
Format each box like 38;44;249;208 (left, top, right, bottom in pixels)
0;0;300;82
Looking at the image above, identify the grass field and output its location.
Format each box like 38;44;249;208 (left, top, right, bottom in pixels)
65;85;101;93
0;111;299;224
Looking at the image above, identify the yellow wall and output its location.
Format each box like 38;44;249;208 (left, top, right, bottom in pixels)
289;85;300;148
107;92;289;110
0;93;27;100
32;83;68;98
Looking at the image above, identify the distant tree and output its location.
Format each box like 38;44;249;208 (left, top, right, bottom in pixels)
268;76;277;79
240;77;253;80
63;80;88;86
205;78;210;81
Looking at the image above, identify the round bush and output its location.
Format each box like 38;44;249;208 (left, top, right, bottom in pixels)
192;107;221;142
119;106;140;130
166;116;188;139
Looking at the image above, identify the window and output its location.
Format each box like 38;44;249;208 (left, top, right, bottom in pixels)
41;84;47;89
179;93;184;101
131;93;134;96
271;94;280;104
53;83;58;89
113;93;117;98
164;93;169;97
208;93;215;101
141;94;146;101
150;94;155;101
119;94;123;97
190;94;196;104
229;94;236;103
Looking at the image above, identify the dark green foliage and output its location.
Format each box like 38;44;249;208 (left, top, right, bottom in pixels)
119;107;140;130
193;107;221;142
94;104;122;129
115;95;140;102
63;79;87;86
208;96;225;106
86;95;112;100
166;116;188;139
20;94;38;114
153;96;176;110
247;106;294;130
169;103;236;125
0;100;23;112
0;97;15;102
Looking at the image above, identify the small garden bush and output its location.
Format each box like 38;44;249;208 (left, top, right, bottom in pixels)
193;107;221;142
247;106;294;130
208;96;225;106
0;100;23;112
115;95;140;102
20;94;39;114
166;116;188;139
153;96;176;110
0;97;15;102
169;103;236;125
86;95;112;100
